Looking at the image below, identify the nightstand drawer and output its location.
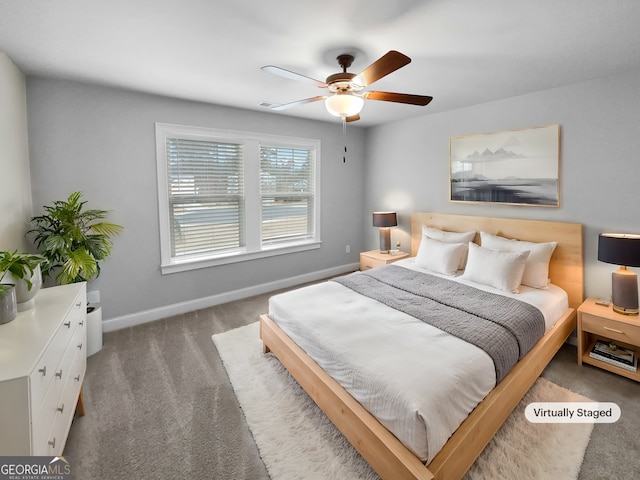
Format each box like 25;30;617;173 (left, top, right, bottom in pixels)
360;255;380;270
581;313;640;345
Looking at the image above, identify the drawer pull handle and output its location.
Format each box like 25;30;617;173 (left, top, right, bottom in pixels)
56;404;65;414
39;366;47;377
79;320;84;326
604;326;624;334
74;375;81;382
55;369;63;379
64;321;71;328
78;343;83;350
48;438;56;449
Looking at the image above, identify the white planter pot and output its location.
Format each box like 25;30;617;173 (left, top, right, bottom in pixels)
86;305;103;357
13;264;42;312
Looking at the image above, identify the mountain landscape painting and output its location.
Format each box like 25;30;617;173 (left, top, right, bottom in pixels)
449;124;560;207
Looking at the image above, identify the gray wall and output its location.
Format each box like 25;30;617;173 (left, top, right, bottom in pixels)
0;53;33;251
26;78;366;322
363;67;640;301
19;66;640;326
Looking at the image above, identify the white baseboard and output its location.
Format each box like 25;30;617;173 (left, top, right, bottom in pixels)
102;262;360;332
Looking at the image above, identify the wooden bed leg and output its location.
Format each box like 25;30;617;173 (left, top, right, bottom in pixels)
75;386;86;417
259;317;271;353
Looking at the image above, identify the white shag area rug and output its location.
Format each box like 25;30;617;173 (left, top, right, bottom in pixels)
213;322;593;480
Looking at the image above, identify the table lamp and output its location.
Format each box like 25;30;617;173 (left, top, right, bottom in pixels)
373;212;397;254
598;233;640;315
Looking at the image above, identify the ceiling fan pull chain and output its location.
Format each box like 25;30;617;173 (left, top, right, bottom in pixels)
342;118;347;163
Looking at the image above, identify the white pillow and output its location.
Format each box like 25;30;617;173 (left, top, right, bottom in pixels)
422;226;476;269
415;237;467;275
480;232;557;289
462;242;530;293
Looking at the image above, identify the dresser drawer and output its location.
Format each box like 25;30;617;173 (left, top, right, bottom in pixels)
32;374;63;455
42;346;86;456
32;316;86;454
581;313;640;346
68;322;87;392
66;295;86;328
29;323;78;413
28;291;85;413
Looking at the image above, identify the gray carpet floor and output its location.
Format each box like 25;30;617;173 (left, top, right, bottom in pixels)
65;285;640;479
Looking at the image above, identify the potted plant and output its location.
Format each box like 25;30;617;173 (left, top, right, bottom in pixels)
29;191;123;285
0;250;46;312
29;192;123;355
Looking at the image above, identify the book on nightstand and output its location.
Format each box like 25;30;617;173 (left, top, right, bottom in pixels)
589;340;638;372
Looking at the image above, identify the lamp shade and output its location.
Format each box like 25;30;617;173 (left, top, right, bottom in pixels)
373;212;397;228
325;94;364;118
598;233;640;267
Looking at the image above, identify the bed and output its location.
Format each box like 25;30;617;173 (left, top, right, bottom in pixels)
259;212;583;480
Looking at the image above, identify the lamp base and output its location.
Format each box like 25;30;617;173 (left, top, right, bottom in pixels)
379;227;391;254
612;305;639;315
611;267;639;316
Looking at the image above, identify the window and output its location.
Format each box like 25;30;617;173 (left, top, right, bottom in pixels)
156;123;321;273
167;138;245;257
260;146;315;246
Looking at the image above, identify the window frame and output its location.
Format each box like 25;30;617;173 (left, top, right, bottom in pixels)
156;123;321;274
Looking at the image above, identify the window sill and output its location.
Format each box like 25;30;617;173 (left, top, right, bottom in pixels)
161;240;322;274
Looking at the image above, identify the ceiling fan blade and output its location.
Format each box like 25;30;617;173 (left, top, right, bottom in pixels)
267;96;327;111
345;114;360;122
355;50;411;86
261;65;327;87
364;91;433;106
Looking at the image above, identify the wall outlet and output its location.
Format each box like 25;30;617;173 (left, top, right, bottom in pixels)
396;241;401;247
87;290;101;305
346;245;351;254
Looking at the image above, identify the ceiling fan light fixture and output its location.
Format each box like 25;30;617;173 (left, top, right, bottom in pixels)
325;93;364;118
263;50;431;122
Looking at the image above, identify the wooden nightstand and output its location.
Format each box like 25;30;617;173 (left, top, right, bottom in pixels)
577;297;640;382
359;250;409;271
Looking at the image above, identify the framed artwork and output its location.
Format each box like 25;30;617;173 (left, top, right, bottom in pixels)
449;124;560;207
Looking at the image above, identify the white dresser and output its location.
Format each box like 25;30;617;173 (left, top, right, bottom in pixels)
0;283;87;455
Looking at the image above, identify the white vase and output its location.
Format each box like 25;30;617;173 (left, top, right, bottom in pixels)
13;264;42;312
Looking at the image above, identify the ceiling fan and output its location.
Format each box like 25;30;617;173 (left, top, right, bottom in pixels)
261;50;433;122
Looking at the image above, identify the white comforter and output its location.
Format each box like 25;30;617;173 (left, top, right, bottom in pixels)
268;258;568;464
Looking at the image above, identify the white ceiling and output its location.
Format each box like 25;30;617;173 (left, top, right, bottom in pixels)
2;0;640;127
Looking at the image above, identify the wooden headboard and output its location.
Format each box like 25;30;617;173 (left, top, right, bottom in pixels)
410;212;584;308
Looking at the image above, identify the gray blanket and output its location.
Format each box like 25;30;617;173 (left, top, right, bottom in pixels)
332;265;545;382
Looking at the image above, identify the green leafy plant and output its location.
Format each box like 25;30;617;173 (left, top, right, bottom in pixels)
0;250;46;291
29;192;123;284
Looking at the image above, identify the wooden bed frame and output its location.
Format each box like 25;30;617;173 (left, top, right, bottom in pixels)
259;212;583;480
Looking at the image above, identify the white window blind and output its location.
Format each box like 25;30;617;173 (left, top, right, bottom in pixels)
166;138;244;257
260;146;315;245
156;123;321;273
